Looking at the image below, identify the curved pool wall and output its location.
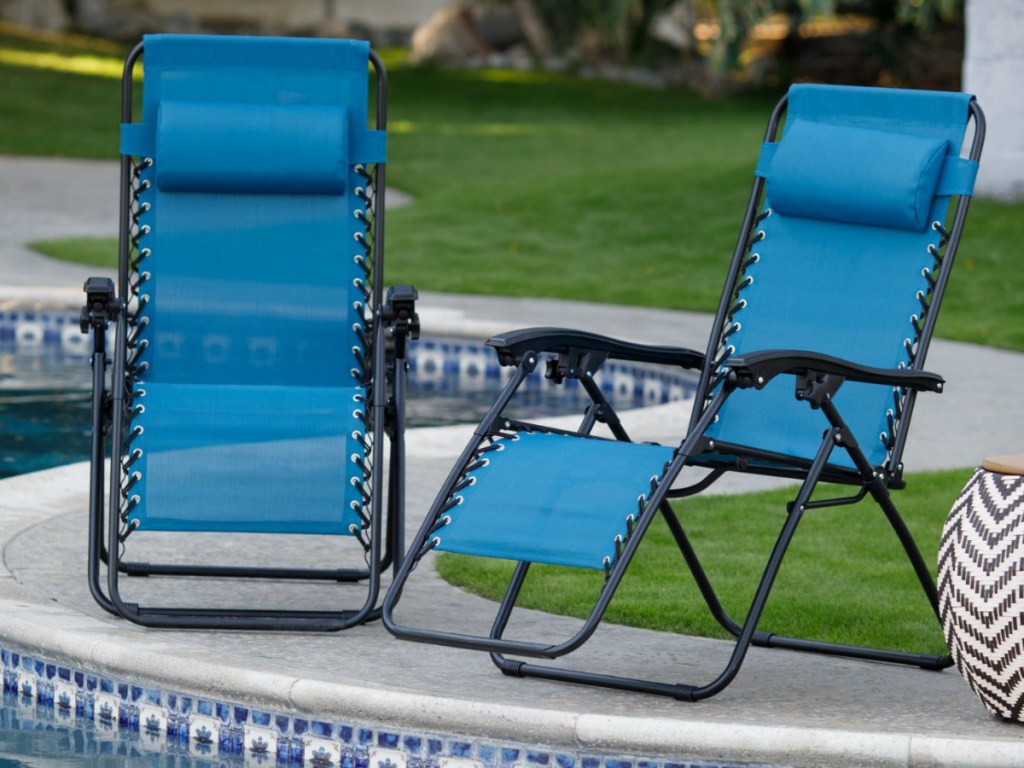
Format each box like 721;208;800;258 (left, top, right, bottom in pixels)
3;293;1024;768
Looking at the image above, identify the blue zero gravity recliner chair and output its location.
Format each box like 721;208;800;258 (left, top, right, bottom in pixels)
81;34;418;630
383;84;985;699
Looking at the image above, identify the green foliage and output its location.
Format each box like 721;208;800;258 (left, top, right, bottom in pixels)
535;0;679;60
437;468;972;652
530;0;965;74
896;0;963;27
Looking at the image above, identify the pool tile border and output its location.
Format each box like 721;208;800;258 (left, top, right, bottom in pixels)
0;309;697;412
1;644;773;768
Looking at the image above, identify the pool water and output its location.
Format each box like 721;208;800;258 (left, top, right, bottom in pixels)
0;344;93;480
0;691;233;767
0;336;696;480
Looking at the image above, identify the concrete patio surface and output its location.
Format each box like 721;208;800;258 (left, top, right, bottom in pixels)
2;155;1023;767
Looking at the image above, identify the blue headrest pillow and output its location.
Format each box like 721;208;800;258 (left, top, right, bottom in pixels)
766;119;949;231
156;100;349;195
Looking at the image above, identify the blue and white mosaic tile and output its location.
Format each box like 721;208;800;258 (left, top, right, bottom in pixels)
1;644;777;768
0;308;92;354
1;310;698;414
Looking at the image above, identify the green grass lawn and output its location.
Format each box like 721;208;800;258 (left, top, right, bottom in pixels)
1;26;1014;651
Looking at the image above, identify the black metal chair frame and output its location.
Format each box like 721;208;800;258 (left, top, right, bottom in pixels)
383;93;986;698
81;41;418;631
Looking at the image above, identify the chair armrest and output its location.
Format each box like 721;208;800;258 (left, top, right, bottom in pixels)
725;349;945;393
382;285;420;339
80;277;119;334
485;327;704;370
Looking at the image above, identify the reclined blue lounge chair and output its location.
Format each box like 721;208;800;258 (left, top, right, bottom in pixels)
383;84;985;698
81;34;418;630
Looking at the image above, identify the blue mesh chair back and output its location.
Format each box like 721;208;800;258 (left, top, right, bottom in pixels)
119;35;384;535
704;85;978;470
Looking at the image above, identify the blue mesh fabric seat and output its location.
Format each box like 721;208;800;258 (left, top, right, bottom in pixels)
81;34;419;630
383;85;985;699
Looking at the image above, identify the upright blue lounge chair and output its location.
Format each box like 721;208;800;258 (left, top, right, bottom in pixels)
81;34;418;629
383;84;985;698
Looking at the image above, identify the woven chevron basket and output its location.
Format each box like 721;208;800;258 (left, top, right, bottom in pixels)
938;455;1024;722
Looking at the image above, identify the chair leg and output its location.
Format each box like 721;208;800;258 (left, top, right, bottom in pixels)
759;398;953;670
658;500;745;638
86;348;119;617
752;472;952;670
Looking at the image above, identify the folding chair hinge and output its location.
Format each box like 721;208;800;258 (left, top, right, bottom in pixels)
586;401;620;428
80;277;119;333
382;284;420;357
545;348;609;384
794;371;845;409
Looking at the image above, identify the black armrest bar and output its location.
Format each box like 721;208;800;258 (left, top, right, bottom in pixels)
725;349;945;392
486;327;705;370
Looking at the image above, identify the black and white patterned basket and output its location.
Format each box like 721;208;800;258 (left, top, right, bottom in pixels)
938;455;1024;722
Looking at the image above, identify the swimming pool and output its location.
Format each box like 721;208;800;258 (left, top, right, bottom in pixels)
0;643;781;768
0;309;697;479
